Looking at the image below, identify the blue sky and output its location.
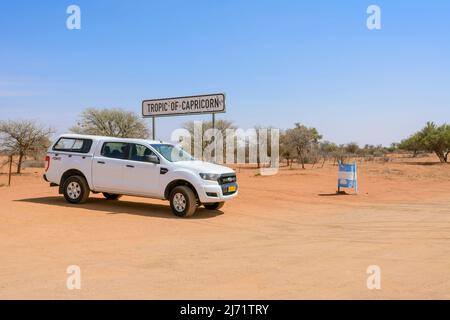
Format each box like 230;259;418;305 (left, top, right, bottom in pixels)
1;0;449;145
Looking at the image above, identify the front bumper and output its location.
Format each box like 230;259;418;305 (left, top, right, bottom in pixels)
199;182;238;203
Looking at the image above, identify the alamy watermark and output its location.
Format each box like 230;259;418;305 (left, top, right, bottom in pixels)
171;122;280;175
66;265;81;290
64;5;382;32
367;5;381;30
66;5;81;30
366;265;381;290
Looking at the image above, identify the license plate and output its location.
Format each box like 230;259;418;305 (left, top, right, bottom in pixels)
228;185;236;192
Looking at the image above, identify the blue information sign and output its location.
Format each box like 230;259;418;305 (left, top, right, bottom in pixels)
338;161;358;193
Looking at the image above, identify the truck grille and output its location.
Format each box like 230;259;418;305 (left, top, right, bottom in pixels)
218;173;237;185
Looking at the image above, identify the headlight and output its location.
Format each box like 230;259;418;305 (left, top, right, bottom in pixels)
199;173;220;181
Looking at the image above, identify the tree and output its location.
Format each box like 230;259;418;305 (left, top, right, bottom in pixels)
345;142;359;155
399;132;422;157
318;141;338;167
280;132;294;167
284;123;322;169
70;108;149;138
399;122;450;162
333;144;347;164
418;122;450;163
0;120;53;173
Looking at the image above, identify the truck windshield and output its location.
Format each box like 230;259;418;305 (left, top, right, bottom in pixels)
151;144;194;162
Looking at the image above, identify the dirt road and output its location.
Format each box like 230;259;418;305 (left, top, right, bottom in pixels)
1;156;449;299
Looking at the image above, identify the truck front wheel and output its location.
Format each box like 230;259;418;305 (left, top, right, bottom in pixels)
169;186;197;217
63;175;90;204
204;202;224;210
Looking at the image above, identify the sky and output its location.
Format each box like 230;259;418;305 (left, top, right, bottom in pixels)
0;0;449;146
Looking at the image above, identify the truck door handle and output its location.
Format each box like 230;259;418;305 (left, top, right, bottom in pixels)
160;168;168;174
126;164;135;168
97;161;105;164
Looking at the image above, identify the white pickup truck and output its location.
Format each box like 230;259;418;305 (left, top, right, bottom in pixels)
43;134;238;217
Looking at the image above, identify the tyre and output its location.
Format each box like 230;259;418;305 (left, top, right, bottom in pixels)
169;186;197;217
63;175;90;204
102;193;122;200
203;202;224;210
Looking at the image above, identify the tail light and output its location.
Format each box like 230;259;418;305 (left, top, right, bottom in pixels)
44;155;50;171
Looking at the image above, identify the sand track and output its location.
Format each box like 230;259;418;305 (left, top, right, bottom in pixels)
0;155;449;299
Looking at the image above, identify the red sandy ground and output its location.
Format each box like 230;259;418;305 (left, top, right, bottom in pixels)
0;154;449;299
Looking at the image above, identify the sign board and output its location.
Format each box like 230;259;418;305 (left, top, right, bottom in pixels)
337;161;358;193
142;93;225;118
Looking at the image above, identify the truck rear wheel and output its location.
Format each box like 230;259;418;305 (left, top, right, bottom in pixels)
63;175;90;204
102;193;122;200
169;186;197;217
204;202;224;210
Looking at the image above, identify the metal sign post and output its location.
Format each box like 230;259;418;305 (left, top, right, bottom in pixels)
152;116;155;140
212;113;216;163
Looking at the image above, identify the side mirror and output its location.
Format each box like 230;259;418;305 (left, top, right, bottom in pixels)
145;154;160;164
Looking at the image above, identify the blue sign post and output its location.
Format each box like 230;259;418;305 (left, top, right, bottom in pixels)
337;161;358;194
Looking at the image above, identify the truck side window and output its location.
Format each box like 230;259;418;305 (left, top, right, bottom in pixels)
130;144;157;162
53;138;93;153
101;142;129;159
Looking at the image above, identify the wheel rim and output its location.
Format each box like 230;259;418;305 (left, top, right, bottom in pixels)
67;181;81;200
173;193;187;212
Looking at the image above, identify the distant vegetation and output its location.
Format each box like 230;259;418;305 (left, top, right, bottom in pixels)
1;107;448;175
278;122;450;167
279;125;393;168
